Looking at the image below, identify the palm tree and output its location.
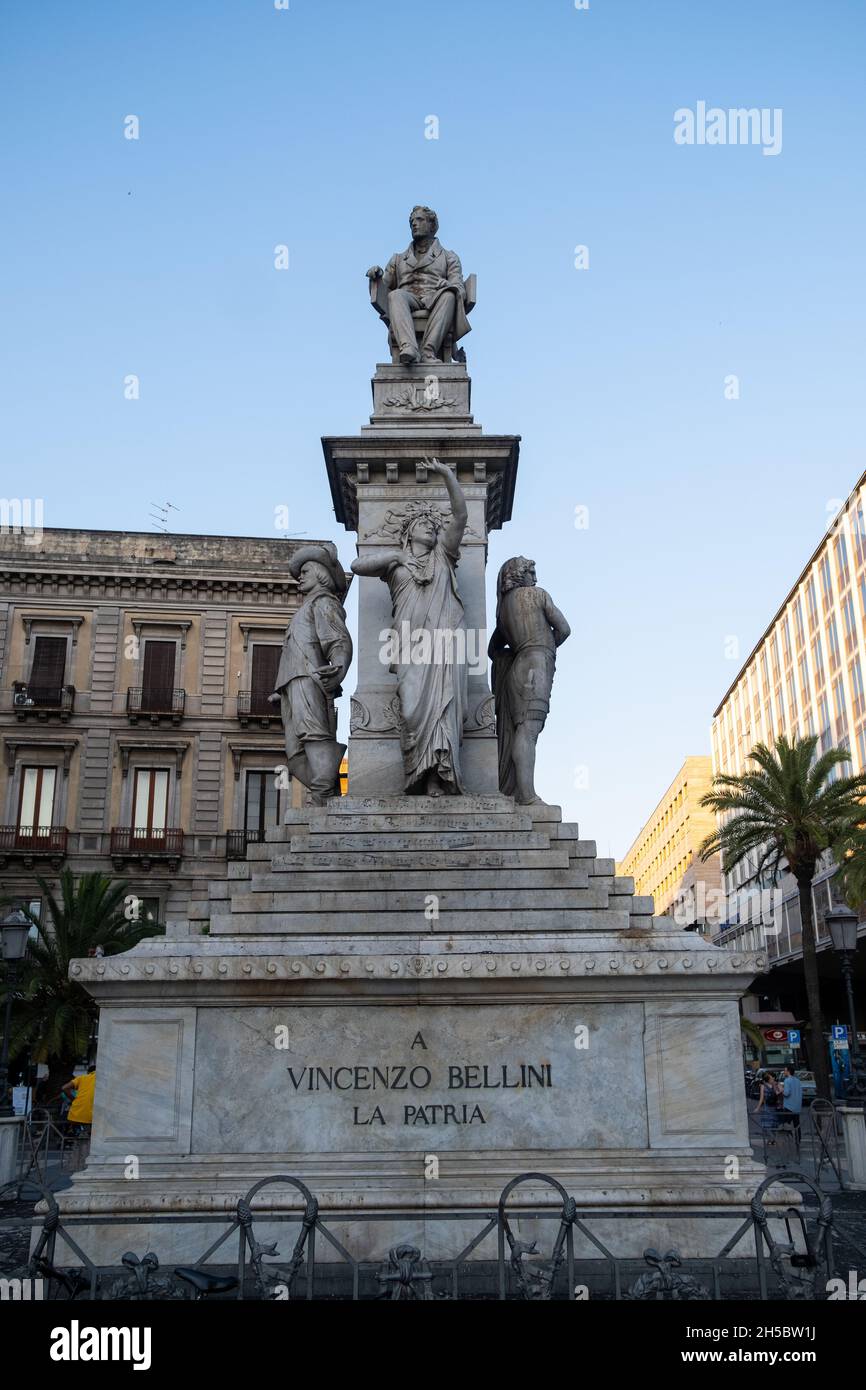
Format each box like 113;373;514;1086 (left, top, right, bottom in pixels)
699;735;866;1102
0;871;160;1100
835;827;866;910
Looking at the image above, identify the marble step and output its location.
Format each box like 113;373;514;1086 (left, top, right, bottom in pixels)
241;867;593;892
307;812;537;834
317;794;522;814
270;848;573;872
287;830;552;853
209;907;631;934
216;885;618;914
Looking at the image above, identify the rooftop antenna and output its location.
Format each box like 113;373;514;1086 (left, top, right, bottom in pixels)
149;501;180;533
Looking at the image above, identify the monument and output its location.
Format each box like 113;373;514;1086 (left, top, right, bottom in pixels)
60;208;776;1276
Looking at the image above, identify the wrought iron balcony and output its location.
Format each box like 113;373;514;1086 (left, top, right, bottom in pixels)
237;691;281;726
12;682;75;721
126;687;186;723
226;828;264;860
0;825;68;867
110;827;184;869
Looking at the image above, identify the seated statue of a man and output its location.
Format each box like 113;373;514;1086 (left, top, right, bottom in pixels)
367;206;470;365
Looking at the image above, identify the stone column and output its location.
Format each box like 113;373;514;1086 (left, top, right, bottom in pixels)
322;362;519;795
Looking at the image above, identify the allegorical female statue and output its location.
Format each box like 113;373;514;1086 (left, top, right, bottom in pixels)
351;459;468;796
488;557;571;805
273;542;353;806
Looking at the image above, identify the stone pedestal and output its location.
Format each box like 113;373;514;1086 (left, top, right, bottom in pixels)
839;1106;866;1189
323;361;518;796
59;797;781;1266
0;1115;24;1191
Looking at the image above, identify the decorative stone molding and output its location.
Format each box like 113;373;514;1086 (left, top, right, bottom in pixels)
350;694;402;735
238;622;288;652
116;739;190;778
131;618;192;650
4;736;78;775
228;742;285;781
22;614;84;645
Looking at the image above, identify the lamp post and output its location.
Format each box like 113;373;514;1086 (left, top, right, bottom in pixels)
826;905;866;1105
0;908;30;1119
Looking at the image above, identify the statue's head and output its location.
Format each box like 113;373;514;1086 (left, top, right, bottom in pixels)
498;556;537;596
401;505;441;554
297;559;334;594
288;542;349;598
409;205;439;239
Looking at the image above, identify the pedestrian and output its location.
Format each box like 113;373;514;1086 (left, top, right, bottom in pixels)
754;1070;782;1141
61;1063;96;1134
780;1063;803;1144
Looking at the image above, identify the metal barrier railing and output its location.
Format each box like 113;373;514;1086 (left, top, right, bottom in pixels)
0;1169;838;1302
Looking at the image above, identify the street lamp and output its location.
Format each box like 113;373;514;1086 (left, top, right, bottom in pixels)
826;904;866;1105
0;908;30;1119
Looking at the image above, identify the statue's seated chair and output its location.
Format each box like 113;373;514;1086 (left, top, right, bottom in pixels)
370;274;477;365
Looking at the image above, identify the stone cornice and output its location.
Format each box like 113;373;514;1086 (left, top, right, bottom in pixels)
0;570;298;607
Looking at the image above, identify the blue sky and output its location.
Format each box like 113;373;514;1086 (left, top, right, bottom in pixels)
2;0;864;856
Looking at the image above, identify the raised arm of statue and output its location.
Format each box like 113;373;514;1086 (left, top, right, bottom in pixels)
424;457;467;556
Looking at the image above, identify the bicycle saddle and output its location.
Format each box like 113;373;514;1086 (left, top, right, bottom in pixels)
174;1267;239;1295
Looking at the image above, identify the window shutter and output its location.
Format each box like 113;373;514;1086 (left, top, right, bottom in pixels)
29;636;66;697
142;641;176;710
250;645;280;714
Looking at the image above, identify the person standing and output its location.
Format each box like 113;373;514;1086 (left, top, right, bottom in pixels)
781;1063;803;1143
754;1070;781;1137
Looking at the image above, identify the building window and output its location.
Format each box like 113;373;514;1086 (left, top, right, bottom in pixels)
244;770;286;840
140;896;161;925
132;767;170;837
827;615;841;672
836;533;850;590
854;504;866;569
832;674;848;743
793;598;805;649
805;578;819;632
250;644;281;716
842;591;857;652
851;657;866;722
27;635;68;704
819;552;833;610
141;640;177;711
17;766;56;833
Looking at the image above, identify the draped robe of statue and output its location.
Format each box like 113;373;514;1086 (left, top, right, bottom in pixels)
384;533;467;793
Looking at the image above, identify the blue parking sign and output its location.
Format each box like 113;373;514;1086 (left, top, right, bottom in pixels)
832;1024;849;1041
787;1029;800;1045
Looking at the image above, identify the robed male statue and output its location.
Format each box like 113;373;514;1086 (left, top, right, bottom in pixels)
488;557;571;805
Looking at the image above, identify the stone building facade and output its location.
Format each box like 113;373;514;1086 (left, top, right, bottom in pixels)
0;527;338;936
617;755;721;931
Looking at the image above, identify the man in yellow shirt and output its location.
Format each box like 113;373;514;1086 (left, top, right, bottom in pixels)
62;1065;96;1126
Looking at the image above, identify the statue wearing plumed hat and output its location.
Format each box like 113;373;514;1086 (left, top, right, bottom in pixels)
273;542;353;806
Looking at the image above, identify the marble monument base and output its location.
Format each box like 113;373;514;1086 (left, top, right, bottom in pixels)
57;797;789;1269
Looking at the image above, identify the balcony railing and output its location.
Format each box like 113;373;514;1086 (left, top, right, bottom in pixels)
226;828;264;859
12;682;75;720
110;827;184;867
126;688;186;723
237;691;280;725
0;825;68;864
